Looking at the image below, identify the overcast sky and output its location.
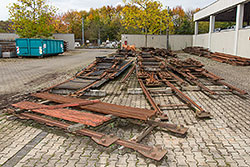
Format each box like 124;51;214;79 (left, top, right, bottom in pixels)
0;0;216;21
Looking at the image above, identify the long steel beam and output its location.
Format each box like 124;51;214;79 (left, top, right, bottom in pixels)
158;72;211;118
121;65;135;83
138;79;164;115
14;112;167;161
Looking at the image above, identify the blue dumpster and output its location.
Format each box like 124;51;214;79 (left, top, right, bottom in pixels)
16;38;64;57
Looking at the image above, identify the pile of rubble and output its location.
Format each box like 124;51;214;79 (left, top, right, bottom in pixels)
184;46;250;66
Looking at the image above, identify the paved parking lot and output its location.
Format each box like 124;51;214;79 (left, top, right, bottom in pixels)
0;49;114;95
0;49;114;113
0;50;250;167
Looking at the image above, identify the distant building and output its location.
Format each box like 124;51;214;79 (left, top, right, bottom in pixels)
193;0;250;58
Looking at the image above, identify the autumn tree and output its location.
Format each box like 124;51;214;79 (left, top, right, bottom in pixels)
121;0;173;47
170;6;194;34
8;0;57;38
52;14;69;34
62;10;84;39
0;21;14;33
55;6;124;44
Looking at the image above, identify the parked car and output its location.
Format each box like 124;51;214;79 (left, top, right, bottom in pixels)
75;42;81;47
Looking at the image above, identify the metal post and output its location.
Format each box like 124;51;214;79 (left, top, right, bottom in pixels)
82;17;85;46
208;15;215;50
166;7;170;50
194;21;199;35
234;3;244;55
98;28;101;47
166;26;169;49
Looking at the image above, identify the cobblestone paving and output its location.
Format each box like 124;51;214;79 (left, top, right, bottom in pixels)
178;52;250;94
0;51;250;166
0;49;114;95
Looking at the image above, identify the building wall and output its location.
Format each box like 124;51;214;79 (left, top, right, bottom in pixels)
122;34;146;48
0;33;19;41
193;29;250;58
0;33;75;50
210;31;235;55
147;35;167;48
121;34;193;50
193;33;209;48
237;28;250;58
194;0;247;21
52;33;75;50
169;35;193;50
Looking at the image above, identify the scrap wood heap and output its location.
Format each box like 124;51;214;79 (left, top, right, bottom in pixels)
184;46;250;66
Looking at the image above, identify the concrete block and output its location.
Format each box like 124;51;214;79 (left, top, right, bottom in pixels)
127;88;143;94
182;86;200;91
148;87;172;94
165;87;173;93
2;52;17;58
206;85;227;90
84;90;106;97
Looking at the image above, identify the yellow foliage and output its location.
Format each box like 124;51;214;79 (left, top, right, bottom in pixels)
121;0;173;35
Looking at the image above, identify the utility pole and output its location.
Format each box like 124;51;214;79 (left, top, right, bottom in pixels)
166;26;169;49
98;27;101;47
82;17;85;46
166;7;170;49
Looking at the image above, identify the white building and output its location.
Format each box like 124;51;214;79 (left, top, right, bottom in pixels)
193;0;250;58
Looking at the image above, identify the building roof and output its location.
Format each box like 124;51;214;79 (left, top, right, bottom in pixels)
194;0;248;21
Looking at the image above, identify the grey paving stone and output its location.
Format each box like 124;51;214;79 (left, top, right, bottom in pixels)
0;51;250;167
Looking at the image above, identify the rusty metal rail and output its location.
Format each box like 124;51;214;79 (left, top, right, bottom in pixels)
136;51;211;119
121;64;135;83
12;101;111;127
32;92;156;121
138;79;164;115
13;112;167;161
44;57;132;96
31;92;188;135
158;71;211;118
167;58;247;96
7;50;193;161
184;47;250;66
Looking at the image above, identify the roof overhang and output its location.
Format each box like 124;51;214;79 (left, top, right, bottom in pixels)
194;0;249;21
